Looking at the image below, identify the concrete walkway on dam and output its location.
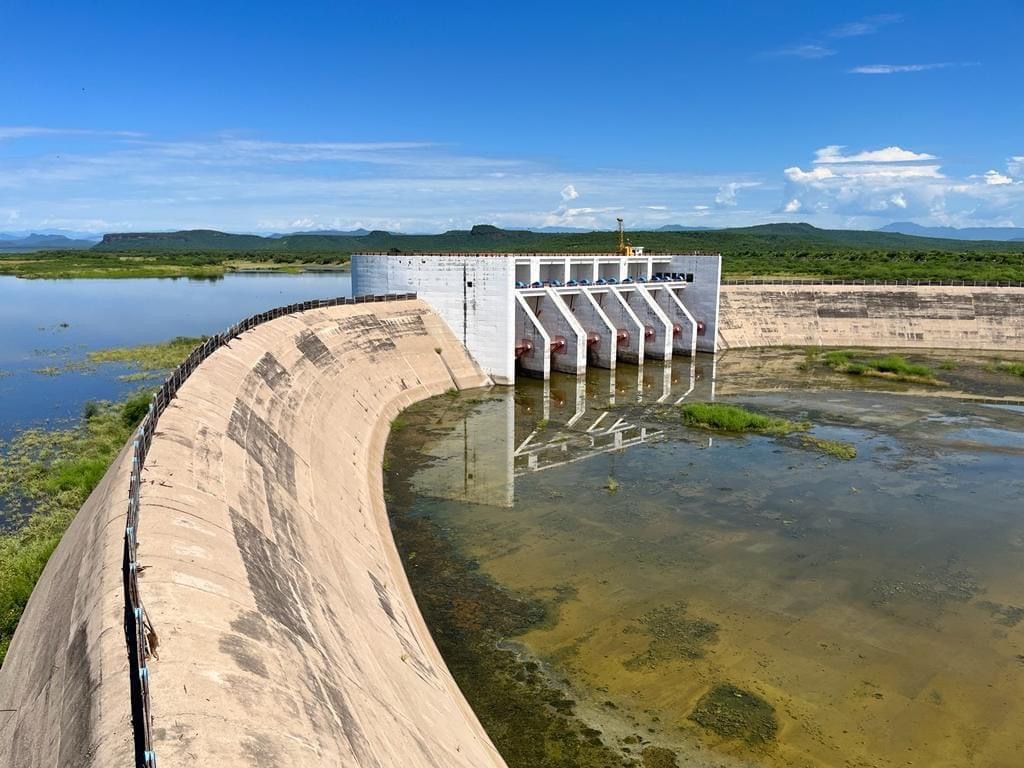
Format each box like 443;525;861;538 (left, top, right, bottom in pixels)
718;283;1024;351
0;299;509;768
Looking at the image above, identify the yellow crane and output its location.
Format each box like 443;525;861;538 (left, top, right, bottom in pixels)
617;217;642;257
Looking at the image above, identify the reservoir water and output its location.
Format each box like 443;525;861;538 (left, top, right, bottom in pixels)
0;272;350;440
385;353;1024;768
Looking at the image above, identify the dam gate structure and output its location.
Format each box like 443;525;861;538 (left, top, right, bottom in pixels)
351;251;722;384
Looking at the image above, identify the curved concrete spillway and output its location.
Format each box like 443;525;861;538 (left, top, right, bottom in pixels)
0;298;507;767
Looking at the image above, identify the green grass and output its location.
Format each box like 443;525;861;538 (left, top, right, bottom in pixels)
679;402;806;435
88;336;206;377
0;250;350;279
801;435;857;460
992;360;1024;378
813;349;941;384
0;395;151;663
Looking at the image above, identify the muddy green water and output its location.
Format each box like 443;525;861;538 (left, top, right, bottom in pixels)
384;350;1024;768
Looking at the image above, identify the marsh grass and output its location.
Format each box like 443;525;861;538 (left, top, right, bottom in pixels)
990;360;1024;378
0;395;149;663
679;402;806;435
810;349;943;385
88;336;206;373
801;435;857;460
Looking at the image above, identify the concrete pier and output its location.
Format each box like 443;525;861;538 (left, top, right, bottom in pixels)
600;287;646;364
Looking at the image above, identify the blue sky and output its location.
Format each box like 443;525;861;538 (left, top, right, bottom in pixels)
1;0;1021;234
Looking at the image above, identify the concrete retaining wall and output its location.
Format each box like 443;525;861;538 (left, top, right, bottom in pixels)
0;299;506;768
718;284;1024;351
352;254;516;384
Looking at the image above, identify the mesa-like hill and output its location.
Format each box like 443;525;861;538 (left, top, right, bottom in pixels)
0;233;97;252
94;222;1024;256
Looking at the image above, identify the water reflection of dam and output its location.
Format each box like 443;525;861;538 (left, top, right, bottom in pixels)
411;355;716;508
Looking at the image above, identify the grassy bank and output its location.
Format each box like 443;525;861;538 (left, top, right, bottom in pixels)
0;393;150;663
0;334;199;664
0;250;350;279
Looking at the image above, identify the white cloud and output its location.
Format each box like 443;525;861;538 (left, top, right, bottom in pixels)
982;170;1013;186
783;198;802;213
814;145;937;164
1010;157;1024;177
714;182;759;206
829;14;903;38
0;128;765;232
783;144;1024;228
849;62;977;75
784;166;835;183
776;44;835;59
0;126;144;141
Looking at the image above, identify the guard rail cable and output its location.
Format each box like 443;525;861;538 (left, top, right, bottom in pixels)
122;292;417;768
721;278;1024;287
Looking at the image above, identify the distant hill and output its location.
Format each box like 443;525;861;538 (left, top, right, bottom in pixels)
657;224;716;232
91;222;1024;257
879;222;1024;242
0;233;97;252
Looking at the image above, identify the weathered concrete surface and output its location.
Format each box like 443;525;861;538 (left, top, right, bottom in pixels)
719;284;1024;351
1;300;505;768
0;444;136;768
138;301;500;766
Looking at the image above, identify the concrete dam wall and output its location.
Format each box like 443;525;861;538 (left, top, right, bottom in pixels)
0;298;508;768
718;283;1024;351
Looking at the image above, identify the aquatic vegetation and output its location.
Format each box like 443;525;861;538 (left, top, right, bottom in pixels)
88;335;206;374
0;395;148;663
623;603;719;670
688;683;778;746
640;746;679;768
679;402;805;435
800;435;857;460
604;476;620;493
810;349;943;385
990;360;1024;378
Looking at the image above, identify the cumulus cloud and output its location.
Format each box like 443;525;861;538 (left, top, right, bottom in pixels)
982;170;1013;186
782;144;1024;227
814;145;937;164
560;183;579;201
714;182;759;206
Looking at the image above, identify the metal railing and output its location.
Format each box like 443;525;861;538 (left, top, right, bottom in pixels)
722;278;1024;287
121;292;417;768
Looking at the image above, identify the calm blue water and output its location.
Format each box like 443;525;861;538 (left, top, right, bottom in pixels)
0;273;350;439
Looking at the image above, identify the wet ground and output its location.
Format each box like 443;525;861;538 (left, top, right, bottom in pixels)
385;350;1024;768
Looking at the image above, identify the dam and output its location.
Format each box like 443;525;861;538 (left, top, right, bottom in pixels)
0;295;507;768
2;272;1024;768
351;250;723;383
